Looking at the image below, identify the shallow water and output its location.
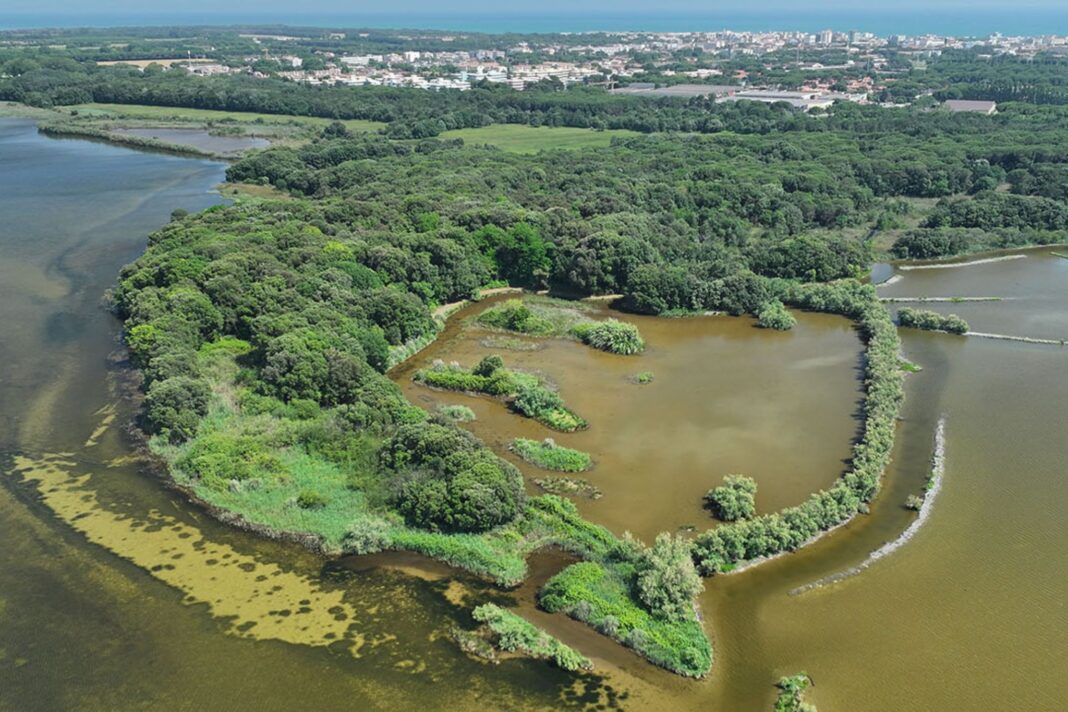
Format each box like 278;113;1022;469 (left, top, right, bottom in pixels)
2;117;1066;710
393;304;864;543
111;127;269;155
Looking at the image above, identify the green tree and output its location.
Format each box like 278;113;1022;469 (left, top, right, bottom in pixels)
636;533;704;621
705;475;758;521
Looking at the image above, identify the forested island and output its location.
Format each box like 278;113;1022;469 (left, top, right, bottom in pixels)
6;23;1068;686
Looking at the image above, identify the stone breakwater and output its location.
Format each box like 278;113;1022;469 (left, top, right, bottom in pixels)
788;415;947;596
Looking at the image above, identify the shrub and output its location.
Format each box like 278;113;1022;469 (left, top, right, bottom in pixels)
437;404;477;422
571;319;645;354
897;307;969;334
477;299;553;335
341;517;394;554
512;383;563;417
776;673;817;712
757;300;797;331
636;533;704;622
704;475;758;521
473;353;504;376
297;489;329;509
905;494;925;511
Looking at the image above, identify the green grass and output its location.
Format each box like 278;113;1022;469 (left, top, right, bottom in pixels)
415;361;586;432
510;438;592;473
539;561;712;678
68;103;385;132
439;124;639;153
472;603;593;671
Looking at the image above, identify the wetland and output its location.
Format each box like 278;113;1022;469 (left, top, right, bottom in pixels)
2;117;1067;711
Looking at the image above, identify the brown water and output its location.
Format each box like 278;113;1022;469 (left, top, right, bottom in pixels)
3;117;1067;711
392;304;864;543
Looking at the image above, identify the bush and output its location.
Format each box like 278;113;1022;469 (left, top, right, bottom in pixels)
571;319;645;354
757;300;797;331
477;299;553;335
776;673;817;712
511;438;592;472
341;517;394;554
704;475;758;521
512;383;563;417
143;376;212;442
297;489;329;509
473;353;504;376
636;533;704;622
437;404;477;422
897;307;969;334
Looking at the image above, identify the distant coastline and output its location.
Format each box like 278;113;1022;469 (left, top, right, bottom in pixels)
4;10;1068;37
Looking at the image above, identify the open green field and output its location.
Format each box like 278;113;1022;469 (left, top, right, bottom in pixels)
68;103;385;132
439;124;640;153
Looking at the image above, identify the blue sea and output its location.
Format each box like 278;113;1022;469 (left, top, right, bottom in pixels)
3;10;1068;37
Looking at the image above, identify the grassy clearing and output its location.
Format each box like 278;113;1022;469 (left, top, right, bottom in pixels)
510;438;592;473
68;103;385;132
439;124;639;153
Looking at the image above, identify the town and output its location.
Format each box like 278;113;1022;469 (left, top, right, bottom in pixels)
66;26;1068;111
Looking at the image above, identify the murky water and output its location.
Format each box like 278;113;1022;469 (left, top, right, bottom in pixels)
2;117;1066;711
393;304;865;544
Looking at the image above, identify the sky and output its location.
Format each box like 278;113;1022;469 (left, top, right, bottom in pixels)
4;0;1066;14
3;0;1068;36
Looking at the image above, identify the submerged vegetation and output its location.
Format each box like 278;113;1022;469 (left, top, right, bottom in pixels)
897;307;970;334
471;603;592;672
510;438;592;473
533;476;603;499
415;355;587;432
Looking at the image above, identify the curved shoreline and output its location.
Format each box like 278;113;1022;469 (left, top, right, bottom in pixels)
788;415;947;596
